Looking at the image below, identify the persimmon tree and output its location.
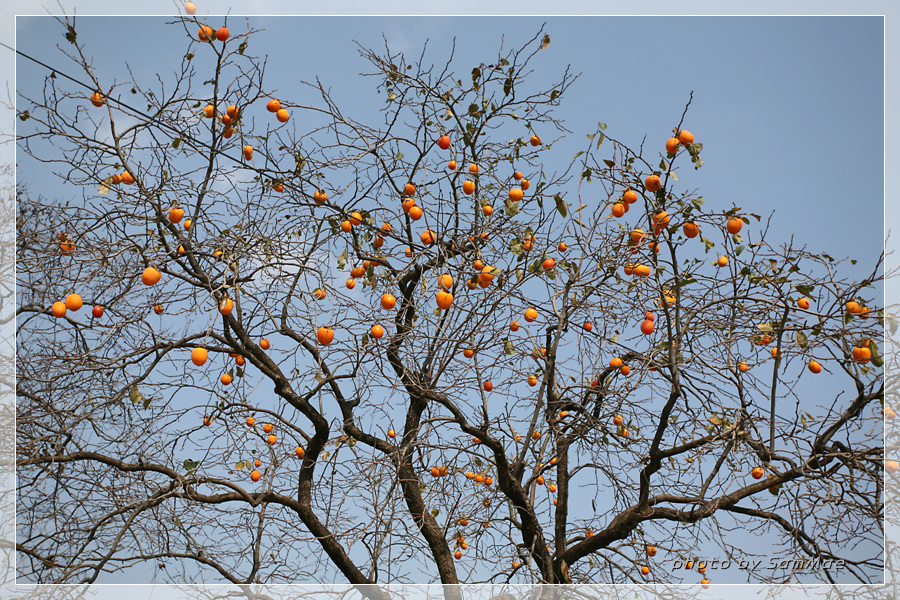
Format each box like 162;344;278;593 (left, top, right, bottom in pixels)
15;15;885;587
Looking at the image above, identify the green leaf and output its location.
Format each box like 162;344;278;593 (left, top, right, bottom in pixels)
505;198;520;217
172;138;182;149
509;237;524;255
735;245;745;256
504;78;512;96
691;197;705;209
64;24;77;44
337;249;348;270
795;284;815;298
708;415;724;426
235;461;246;471
870;340;883;368
757;322;774;332
183;459;199;473
129;384;143;405
504;340;515;355
598;122;607;131
238;41;247;55
603;159;615;168
516;269;524;282
554;194;567;218
795;330;808;349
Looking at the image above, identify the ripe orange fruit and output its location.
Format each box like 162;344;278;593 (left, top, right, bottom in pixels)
253;458;262;468
262;423;274;434
120;171;135;185
630;228;645;244
421;230;435;245
641;565;650;575
90;92;105;107
473;260;484;271
202;104;215;118
153;304;164;315
295;446;305;458
197;25;214;41
463;348;475;359
168;206;185;223
527;375;538;386
235;355;245;367
771;347;781;358
701;578;710;589
530;135;541;146
652;210;670;235
620;365;631;376
63;293;83;312
313;288;327;301
647;545;657;557
142;267;161;286
716;255;728;267
558;242;567;252
644;175;662;192
640;319;655;335
436;291;453;309
751;467;764;479
738;361;750;372
510;320;520;332
481;205;493;217
469;164;479;174
222;127;234;139
633;264;651;277
267;434;277;445
246;416;256;427
260;338;271;350
536;476;545;485
340;220;352;233
275;108;290;123
317;327;335;345
380;294;396;310
437;135;451;150
387;429;396;439
726;217;743;235
219;297;234;315
483;381;493;392
521;178;531;190
808;359;822;374
509;187;524;202
665;137;680;154
216;27;229;41
542;258;556;270
367;324;384;340
92;305;104;318
404;183;417;197
462;180;476;195
584;321;592;332
408;205;424;221
846;301;861;313
852;346;872;364
683;221;700;238
191;347;208;366
622;190;638;204
532;431;541;440
220;373;233;385
266;99;281;113
887;460;899;473
524;307;538;322
250;469;262;482
484;477;493;486
273;183;284;193
612;415;624;427
678;130;694;145
454;550;462;560
243;145;253;160
610;357;624;368
348;211;362;226
611;202;626;218
51;301;67;318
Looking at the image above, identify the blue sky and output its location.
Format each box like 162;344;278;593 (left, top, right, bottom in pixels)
5;1;897;598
